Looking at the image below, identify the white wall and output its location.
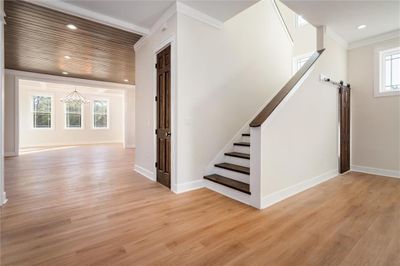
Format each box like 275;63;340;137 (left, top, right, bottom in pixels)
134;0;294;189
258;32;347;207
276;0;316;57
4;72;16;155
18;80;124;148
125;88;136;148
349;37;400;175
4;71;135;153
175;0;293;186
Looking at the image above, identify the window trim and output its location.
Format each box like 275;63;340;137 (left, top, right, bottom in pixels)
64;102;84;130
295;14;308;28
92;99;110;129
31;94;54;130
374;46;400;97
292;52;313;74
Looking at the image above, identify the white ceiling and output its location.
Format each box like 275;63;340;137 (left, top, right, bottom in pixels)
59;0;175;30
182;0;259;22
47;0;258;34
282;0;400;43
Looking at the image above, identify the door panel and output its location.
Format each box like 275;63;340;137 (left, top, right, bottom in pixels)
156;46;171;188
339;86;350;174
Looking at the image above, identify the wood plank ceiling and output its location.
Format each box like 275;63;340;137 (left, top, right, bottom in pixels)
4;1;142;84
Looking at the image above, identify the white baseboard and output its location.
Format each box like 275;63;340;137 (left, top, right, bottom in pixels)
1;192;7;206
351;165;400;178
124;145;136;149
134;165;155;181
173;180;204;194
20;141;123;148
4;152;18;157
261;169;338;209
204;179;251;205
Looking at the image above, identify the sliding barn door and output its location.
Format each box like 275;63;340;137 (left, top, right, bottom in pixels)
156;45;171;188
339;86;350;174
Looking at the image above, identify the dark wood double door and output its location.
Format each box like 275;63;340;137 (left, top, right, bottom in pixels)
156;45;171;188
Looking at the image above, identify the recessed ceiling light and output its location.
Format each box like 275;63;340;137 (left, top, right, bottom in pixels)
64;55;71;59
357;24;366;29
124;79;129;82
67;24;77;30
62;71;69;75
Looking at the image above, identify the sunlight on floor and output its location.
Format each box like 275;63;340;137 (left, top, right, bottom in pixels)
19;146;79;155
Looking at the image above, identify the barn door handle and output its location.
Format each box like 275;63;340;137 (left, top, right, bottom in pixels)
166;132;171;137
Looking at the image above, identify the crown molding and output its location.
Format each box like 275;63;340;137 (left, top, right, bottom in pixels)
23;0;149;36
134;1;178;51
176;1;223;30
134;1;223;52
348;30;400;50
150;2;178;35
325;27;348;49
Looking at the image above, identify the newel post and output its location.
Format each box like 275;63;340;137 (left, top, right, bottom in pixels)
250;126;262;209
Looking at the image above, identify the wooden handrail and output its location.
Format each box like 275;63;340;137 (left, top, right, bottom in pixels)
250;49;325;127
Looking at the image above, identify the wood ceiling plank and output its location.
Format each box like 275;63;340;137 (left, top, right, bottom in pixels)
5;0;141;84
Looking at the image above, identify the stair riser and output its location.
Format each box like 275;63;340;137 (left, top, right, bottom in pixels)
214;168;250;184
224;156;250;167
204;180;251;204
241;136;250;143
233;145;250;153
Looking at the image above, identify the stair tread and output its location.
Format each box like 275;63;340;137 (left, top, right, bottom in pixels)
242;133;250;136
215;163;250;175
204;174;250;194
224;152;250;159
233;142;250;147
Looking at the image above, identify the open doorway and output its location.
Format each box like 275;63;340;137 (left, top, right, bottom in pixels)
16;78;126;153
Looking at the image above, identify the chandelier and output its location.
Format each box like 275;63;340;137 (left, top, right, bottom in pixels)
60;88;90;104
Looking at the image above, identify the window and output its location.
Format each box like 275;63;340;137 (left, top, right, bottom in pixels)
93;100;109;128
296;15;308;27
32;95;52;128
376;47;400;97
65;102;83;128
292;53;312;74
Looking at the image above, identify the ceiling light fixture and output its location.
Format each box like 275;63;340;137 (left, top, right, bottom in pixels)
357;24;366;29
62;71;69;75
67;24;77;30
60;88;90;104
64;55;71;59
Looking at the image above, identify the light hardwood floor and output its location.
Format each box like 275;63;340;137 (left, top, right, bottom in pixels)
1;144;399;265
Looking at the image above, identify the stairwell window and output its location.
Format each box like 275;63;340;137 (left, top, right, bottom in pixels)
293;53;312;74
32;95;53;129
93;99;109;129
375;47;400;97
296;15;308;27
65;102;83;129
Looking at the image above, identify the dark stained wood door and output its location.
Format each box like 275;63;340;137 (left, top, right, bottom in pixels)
339;85;350;174
156;46;171;188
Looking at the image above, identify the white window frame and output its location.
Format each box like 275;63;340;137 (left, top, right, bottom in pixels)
374;46;400;97
295;14;308;28
292;52;313;74
31;94;54;130
92;99;110;129
64;102;84;129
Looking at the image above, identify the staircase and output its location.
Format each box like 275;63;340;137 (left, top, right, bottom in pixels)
203;50;324;206
204;133;251;195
